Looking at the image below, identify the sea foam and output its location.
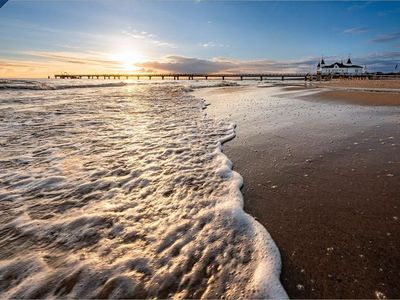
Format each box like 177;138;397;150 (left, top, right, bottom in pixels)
0;81;286;298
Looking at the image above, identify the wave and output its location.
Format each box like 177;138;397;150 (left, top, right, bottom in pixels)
0;80;127;90
0;79;240;91
0;83;286;298
189;80;240;89
212;123;286;298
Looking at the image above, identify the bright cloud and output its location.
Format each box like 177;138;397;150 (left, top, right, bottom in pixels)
199;42;229;48
343;27;369;34
121;29;176;48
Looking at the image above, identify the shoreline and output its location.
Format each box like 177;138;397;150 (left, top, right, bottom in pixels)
193;82;400;298
277;79;400;106
299;89;400;106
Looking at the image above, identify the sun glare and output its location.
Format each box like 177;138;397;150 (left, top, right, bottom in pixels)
112;51;144;72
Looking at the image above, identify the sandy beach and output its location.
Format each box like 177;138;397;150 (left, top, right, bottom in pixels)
2;0;400;297
194;81;400;299
303;90;400;106
315;79;400;90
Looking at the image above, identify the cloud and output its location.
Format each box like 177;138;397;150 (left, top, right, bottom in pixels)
370;31;400;43
121;29;176;48
343;27;369;34
347;1;371;11
136;55;320;74
122;28;155;40
23;50;122;69
0;51;123;77
0;58;73;78
353;51;400;71
199;42;229;48
137;52;400;74
136;56;235;74
2;50;400;78
0;59;45;68
377;7;400;17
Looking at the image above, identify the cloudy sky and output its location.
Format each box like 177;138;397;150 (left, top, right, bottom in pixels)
0;0;399;77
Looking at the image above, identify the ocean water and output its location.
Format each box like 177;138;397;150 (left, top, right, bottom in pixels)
0;79;286;299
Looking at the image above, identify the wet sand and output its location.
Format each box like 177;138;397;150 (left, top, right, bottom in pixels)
315;79;400;90
193;85;400;299
303;90;400;106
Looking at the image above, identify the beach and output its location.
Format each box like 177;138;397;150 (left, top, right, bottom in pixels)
0;78;399;299
315;79;400;90
2;0;400;297
194;81;400;298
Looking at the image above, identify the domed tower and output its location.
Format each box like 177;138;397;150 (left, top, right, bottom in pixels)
346;57;353;66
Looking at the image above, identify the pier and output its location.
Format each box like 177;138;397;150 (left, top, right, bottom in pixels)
53;73;400;81
54;73;310;81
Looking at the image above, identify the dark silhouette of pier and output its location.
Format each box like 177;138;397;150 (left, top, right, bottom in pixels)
54;73;310;81
53;73;400;81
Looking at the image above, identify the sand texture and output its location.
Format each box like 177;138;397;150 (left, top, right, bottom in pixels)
194;84;400;299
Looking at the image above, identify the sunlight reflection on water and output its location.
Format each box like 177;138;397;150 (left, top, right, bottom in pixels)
0;81;285;299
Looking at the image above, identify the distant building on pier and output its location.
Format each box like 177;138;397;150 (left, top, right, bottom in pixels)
317;57;364;75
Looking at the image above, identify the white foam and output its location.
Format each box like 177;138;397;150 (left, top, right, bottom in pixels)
0;82;287;298
0;79;127;90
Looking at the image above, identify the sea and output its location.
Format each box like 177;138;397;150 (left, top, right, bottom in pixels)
0;79;287;299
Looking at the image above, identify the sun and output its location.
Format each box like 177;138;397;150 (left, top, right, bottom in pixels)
112;51;144;71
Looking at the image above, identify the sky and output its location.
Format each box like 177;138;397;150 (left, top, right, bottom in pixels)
0;0;399;77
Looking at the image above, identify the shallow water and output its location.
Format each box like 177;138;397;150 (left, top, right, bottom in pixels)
0;80;285;299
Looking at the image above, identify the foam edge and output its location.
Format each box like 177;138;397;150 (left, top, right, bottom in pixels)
215;122;288;299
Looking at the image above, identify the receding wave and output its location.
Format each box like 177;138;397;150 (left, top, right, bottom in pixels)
0;79;241;91
0;79;127;90
189;81;240;89
0;83;286;298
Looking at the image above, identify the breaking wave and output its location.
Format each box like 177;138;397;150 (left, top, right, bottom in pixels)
0;79;241;91
0;79;127;90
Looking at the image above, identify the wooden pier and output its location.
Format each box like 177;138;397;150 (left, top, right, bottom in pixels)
54;73;310;81
53;73;400;81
